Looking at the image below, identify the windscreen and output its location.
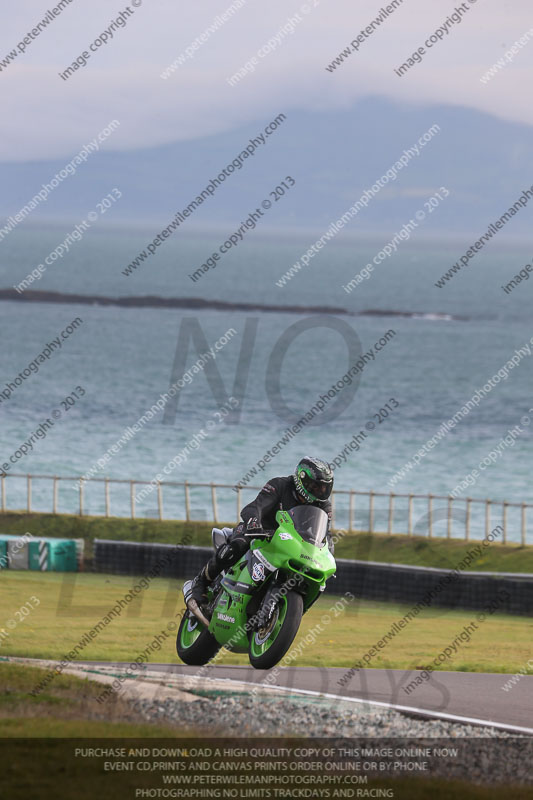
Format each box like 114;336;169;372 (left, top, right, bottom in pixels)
288;505;328;546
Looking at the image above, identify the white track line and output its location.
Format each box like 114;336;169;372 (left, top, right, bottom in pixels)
195;675;533;736
42;659;533;736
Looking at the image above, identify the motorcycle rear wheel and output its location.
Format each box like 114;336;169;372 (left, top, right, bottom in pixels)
176;611;220;665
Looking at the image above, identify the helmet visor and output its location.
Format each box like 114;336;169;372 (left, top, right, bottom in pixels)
302;477;332;500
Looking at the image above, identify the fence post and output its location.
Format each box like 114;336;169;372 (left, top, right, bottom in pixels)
184;481;191;522
157;482;163;521
502;501;508;545
6;477;526;540
485;499;491;540
211;483;218;524
53;476;58;514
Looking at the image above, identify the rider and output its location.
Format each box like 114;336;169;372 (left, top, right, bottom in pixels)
184;456;334;612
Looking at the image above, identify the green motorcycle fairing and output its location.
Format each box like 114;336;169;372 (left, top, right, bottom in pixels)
208;564;256;652
208;507;336;652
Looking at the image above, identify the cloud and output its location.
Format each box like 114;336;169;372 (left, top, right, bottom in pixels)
1;0;532;161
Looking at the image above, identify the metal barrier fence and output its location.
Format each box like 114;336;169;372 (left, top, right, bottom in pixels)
94;540;533;615
0;472;530;544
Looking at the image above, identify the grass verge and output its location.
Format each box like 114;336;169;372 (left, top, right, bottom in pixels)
1;510;532;571
1;571;531;673
0;662;185;737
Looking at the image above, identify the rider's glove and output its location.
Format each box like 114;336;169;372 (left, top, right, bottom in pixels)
245;517;263;535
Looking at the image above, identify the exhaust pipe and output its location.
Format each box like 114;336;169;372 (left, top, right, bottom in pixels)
183;580;211;627
186;597;211;628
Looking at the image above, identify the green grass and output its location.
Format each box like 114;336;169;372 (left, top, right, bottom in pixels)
0;663;199;798
0;662;188;738
1;570;531;674
2;510;532;571
0;511;210;559
333;530;533;572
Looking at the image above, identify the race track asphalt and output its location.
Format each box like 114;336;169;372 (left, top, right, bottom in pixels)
80;662;533;734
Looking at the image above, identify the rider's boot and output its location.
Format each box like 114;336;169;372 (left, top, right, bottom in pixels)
183;557;218;621
185;565;211;606
183;532;248;623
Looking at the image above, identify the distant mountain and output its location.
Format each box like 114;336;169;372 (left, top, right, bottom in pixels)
2;97;533;235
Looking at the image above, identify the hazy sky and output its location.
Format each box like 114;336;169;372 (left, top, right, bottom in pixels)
1;0;531;161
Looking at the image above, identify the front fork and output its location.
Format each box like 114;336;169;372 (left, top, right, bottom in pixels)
253;570;305;630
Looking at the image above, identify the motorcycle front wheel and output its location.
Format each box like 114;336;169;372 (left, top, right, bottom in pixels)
248;590;303;670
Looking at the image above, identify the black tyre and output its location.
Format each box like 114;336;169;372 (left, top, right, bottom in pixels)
248;590;303;670
176;611;220;666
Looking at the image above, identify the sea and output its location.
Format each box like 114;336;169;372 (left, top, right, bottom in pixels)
0;221;531;541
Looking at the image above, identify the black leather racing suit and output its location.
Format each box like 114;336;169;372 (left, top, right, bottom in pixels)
204;476;334;583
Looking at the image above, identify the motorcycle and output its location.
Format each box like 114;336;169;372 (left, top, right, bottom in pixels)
177;505;336;670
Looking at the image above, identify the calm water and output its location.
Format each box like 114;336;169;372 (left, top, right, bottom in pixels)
0;223;531;538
